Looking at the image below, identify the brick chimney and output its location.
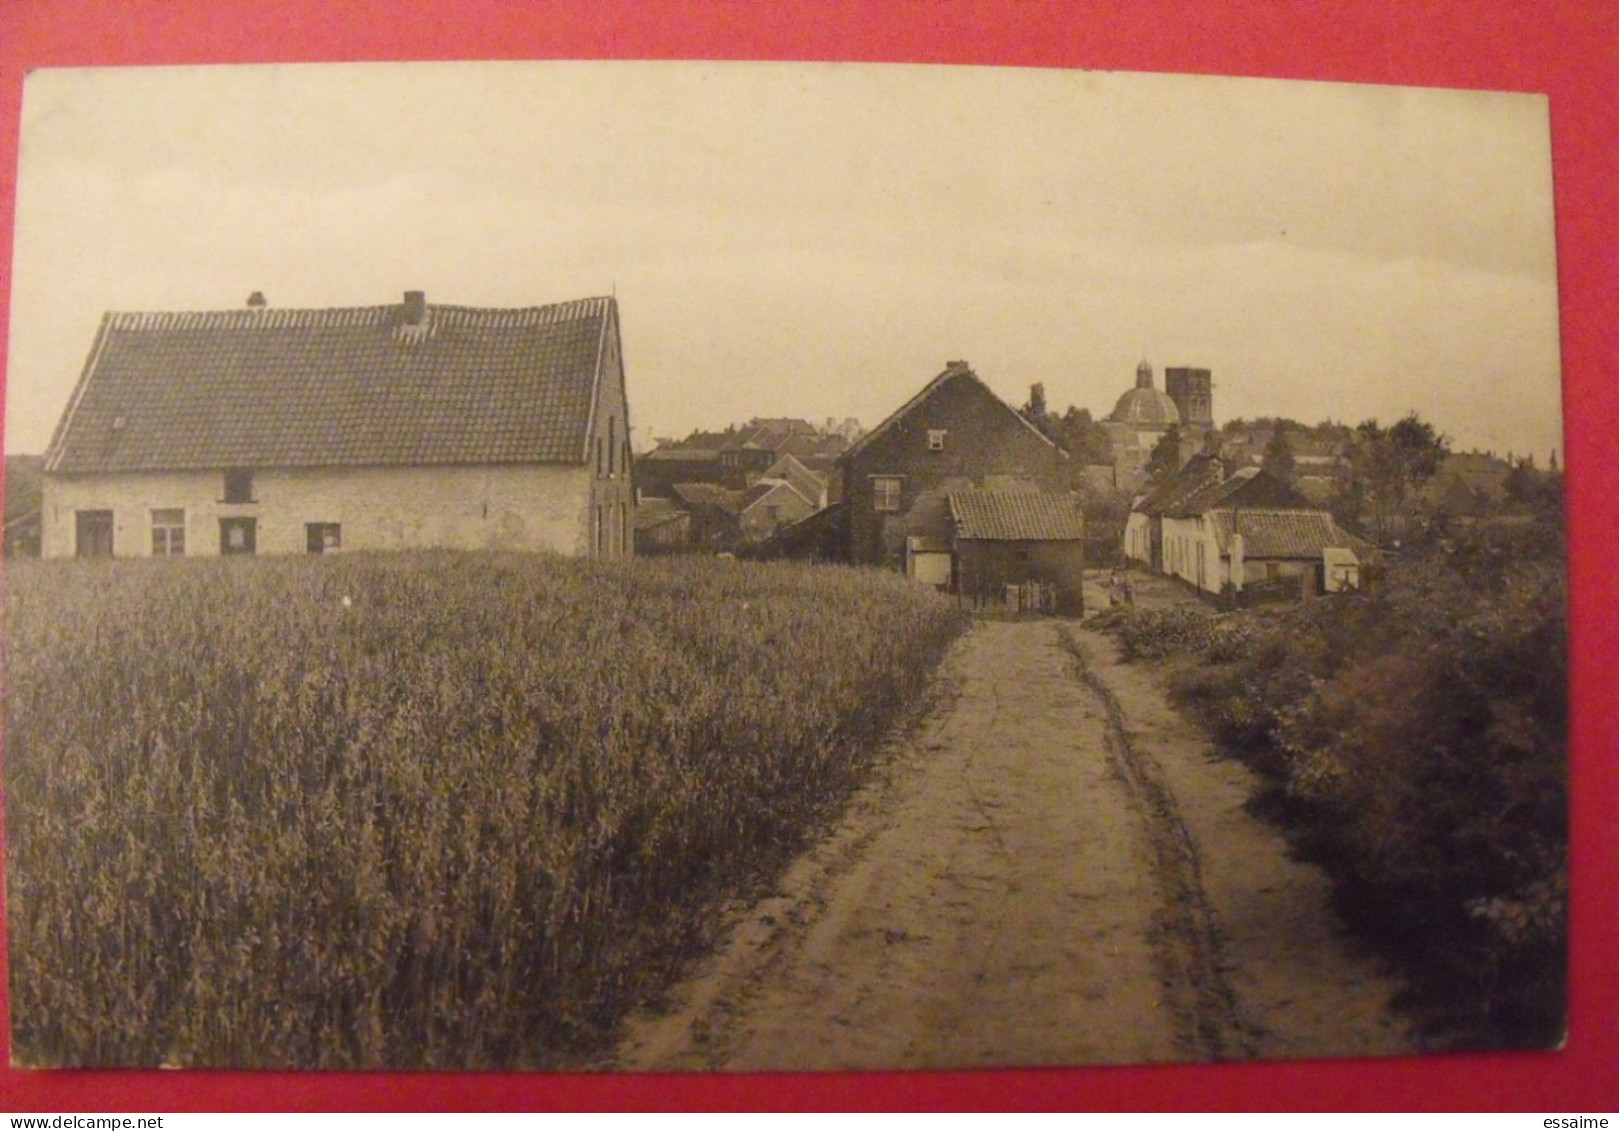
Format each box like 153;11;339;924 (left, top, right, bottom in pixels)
402;290;427;325
246;291;266;308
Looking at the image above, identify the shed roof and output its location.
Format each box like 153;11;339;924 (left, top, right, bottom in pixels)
45;295;618;474
950;490;1085;541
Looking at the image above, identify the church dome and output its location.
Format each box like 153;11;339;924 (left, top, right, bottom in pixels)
1109;361;1181;427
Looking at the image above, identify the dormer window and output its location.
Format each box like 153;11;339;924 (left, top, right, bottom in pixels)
223;469;255;504
927;429;948;452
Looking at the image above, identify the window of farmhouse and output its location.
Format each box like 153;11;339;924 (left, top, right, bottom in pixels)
928;429;948;451
151;508;185;557
223;469;254;504
873;476;903;511
306;523;341;554
219;517;257;556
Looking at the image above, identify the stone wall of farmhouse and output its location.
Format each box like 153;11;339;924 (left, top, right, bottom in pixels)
41;464;594;558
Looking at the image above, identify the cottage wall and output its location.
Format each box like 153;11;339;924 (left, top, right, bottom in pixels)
1160;513;1228;594
845;373;1063;565
1123;510;1154;568
42;464;593;558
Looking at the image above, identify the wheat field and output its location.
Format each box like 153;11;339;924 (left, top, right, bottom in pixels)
3;551;966;1069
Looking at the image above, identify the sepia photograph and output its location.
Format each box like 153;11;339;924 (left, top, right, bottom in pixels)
2;60;1568;1075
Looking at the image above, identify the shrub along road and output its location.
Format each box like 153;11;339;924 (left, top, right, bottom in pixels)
613;619;1416;1070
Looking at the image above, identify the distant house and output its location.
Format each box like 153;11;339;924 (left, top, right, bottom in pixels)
759;453;828;510
1157;468;1368;601
751;499;849;563
838;360;1069;567
633;496;692;554
949;489;1086;615
3;454;45;558
40;292;635;559
1122;451;1227;571
737;454;826;544
635;447;724;499
669;482;745;549
1423;451;1513;516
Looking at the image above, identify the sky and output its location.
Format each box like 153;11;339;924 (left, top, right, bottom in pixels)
6;62;1563;459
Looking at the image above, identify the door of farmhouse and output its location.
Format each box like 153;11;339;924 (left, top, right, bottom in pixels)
75;510;114;558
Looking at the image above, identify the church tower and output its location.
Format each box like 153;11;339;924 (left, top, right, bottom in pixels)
1164;366;1214;429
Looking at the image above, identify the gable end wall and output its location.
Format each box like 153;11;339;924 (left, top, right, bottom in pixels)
844;374;1063;565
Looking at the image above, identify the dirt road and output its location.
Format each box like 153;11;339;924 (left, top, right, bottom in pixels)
612;619;1415;1071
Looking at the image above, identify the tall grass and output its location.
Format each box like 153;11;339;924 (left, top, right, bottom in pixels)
4;552;966;1068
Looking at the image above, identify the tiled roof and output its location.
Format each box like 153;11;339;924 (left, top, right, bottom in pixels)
44;296;616;474
1210;508;1367;558
1133;453;1225;516
643;447;720;462
1165;466;1311;517
761;453;825;508
950;490;1085;541
671;482;743;515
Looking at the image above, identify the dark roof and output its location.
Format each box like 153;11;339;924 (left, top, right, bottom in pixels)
1210;508;1369;559
1164;466;1312;517
45;296;617;474
1133;453;1226;516
643;447;720;462
671;482;743;514
633;496;688;531
950;490;1085;541
841;362;1059;464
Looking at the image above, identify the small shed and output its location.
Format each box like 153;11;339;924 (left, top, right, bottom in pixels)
949;490;1086;616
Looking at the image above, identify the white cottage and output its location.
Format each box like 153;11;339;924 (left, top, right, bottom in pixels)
40;292;635;559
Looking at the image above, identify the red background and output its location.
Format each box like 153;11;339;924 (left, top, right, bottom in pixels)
0;0;1612;1112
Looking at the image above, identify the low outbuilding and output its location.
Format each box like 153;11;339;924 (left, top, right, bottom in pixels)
948;489;1086;616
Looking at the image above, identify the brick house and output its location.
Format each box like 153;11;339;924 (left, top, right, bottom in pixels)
839;360;1068;567
40;292;635;559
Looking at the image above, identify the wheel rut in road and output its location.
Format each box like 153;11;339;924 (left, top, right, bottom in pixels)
611;618;1413;1072
1058;624;1258;1061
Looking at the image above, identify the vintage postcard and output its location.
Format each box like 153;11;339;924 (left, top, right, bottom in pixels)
3;61;1565;1070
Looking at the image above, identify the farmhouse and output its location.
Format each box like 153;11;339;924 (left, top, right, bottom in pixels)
839;360;1069;568
40;292;635;559
1157;468;1367;601
1122;449;1227;571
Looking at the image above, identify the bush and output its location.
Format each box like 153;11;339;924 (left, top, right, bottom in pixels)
1101;521;1567;1047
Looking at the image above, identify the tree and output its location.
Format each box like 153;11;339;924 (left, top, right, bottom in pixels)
1333;412;1449;543
1145;425;1182;480
1058;405;1115;466
1261;429;1297;486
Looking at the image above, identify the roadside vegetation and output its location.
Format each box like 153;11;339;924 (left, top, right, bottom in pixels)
5;552;967;1069
1090;495;1567;1048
